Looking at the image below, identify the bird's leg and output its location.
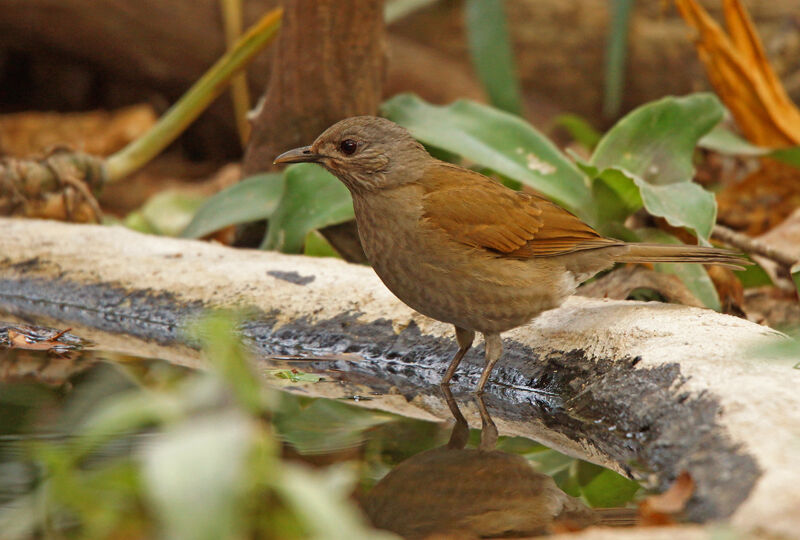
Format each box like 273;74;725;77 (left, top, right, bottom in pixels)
441;326;475;385
475;333;502;394
475;392;498;451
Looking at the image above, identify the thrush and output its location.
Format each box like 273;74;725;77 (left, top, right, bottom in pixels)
274;116;747;394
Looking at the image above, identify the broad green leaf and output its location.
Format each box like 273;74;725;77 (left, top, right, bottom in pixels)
698;124;769;156
699;124;800;169
303;230;341;258
771;146;800;168
262;164;354;253
181;173;284;238
142;412;253;540
590;94;723;242
575;461;640;508
636;228;722;311
578;162;642;231
592;93;724;185
554;114;602;150
736;261;773;288
638;181;717;242
465;0;523;115
125;190;206;237
381;94;592;217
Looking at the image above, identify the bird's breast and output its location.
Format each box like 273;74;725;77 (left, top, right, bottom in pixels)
352;189;576;333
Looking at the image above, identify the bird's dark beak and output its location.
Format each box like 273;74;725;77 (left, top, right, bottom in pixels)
273;146;322;165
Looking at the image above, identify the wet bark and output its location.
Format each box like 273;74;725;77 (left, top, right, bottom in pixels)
0;218;798;539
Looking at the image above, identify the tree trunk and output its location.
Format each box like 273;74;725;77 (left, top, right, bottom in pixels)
242;0;386;175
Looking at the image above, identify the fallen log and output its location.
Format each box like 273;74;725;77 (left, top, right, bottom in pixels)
0;218;798;538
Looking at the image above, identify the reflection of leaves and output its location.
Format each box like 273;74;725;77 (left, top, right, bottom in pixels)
269;369;323;383
273;394;395;455
181;173;284;239
575;461;640;508
382;94;592;217
262;164;354;253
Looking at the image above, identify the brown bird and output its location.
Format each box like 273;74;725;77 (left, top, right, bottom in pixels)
363;386;638;538
274;116;747;394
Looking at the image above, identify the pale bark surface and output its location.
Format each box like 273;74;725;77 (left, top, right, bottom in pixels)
0;218;797;539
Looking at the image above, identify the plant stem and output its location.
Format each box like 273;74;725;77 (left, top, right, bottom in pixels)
105;7;282;182
712;224;797;268
220;0;252;148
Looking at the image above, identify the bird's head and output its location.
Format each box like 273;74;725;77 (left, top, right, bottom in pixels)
274;116;430;192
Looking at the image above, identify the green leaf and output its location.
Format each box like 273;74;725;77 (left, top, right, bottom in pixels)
303;230;341;258
578;163;642;231
771;146;800;168
592;93;725;185
181;173;284;238
262;164;354;253
575;461;640;508
636;228;722;311
125;190;207;237
792;263;800;297
381;94;592;217
638;181;717;242
269;369;323;383
465;0;523;115
142;412;253;540
698;124;800;169
553;114;602;150
698;124;769;156
591;94;724;242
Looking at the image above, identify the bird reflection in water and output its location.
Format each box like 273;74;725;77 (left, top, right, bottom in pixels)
363;386;636;539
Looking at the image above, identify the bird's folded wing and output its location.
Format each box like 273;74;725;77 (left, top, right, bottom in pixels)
419;162;615;257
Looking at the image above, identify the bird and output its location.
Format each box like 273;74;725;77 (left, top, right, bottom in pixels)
274;116;748;394
362;386;638;538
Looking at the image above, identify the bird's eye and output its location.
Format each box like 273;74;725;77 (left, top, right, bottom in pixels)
339;139;358;155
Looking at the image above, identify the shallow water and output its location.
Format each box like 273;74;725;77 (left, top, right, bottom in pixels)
0;321;641;538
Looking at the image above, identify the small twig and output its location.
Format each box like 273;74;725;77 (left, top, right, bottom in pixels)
712;224;797;268
219;0;252;147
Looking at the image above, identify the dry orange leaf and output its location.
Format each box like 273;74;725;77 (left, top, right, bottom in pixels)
675;0;800;147
0;104;157;158
638;471;695;526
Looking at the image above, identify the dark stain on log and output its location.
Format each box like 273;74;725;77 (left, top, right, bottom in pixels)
242;313;761;522
0;276;205;345
0;274;760;522
267;270;315;286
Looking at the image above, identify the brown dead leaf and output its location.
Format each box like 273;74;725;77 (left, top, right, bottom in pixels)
677;0;800;236
0;104;157;158
2;324;89;354
676;0;800;147
717;159;800;236
638;471;695;526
